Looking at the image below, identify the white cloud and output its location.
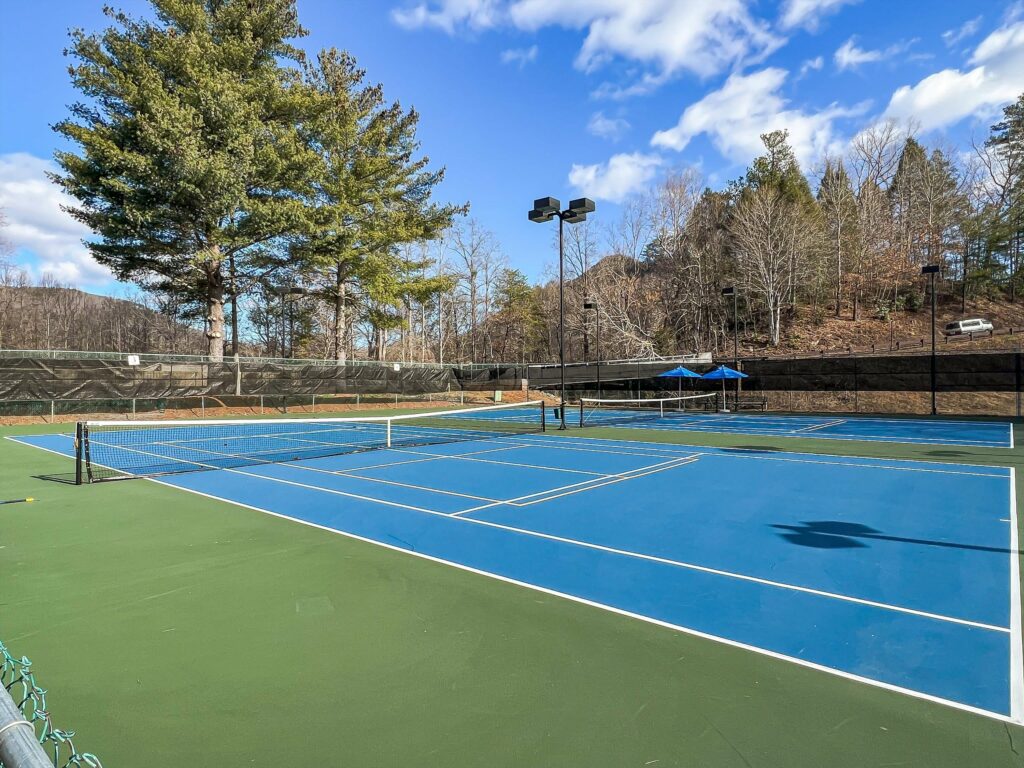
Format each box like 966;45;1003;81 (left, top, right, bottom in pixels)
834;37;914;71
942;16;983;47
651;68;865;168
780;0;860;31
394;1;782;87
568;152;662;203
500;45;538;67
884;20;1024;131
391;0;503;33
587;111;630;141
0;153;111;288
798;55;824;77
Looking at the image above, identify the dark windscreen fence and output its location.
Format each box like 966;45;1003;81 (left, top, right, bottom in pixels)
0;356;460;401
528;351;1024;417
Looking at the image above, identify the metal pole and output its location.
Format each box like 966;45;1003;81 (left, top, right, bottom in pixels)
733;290;739;410
558;215;566;429
930;271;937;416
596;306;601;399
0;685;51;768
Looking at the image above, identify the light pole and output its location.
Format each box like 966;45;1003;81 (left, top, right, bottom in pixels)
722;286;739;409
922;264;940;415
584;297;601;399
529;196;596;429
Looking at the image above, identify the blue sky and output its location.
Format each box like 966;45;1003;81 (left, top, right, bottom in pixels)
1;0;1022;293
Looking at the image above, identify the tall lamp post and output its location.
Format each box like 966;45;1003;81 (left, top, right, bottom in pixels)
529;196;596;429
583;297;601;399
721;286;739;409
922;264;940;415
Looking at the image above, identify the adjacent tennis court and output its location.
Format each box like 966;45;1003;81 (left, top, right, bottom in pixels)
576;395;1014;447
12;404;1021;722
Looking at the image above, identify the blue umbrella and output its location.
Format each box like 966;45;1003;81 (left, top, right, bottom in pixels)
701;365;748;411
658;365;702;396
657;365;702;378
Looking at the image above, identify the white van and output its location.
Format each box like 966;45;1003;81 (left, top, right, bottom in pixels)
943;318;994;336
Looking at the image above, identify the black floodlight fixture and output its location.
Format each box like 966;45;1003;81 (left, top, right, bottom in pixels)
721;286;735;296
568;198;596;216
529;197;560;223
562;212;587;224
921;264;940;275
583;297;596;310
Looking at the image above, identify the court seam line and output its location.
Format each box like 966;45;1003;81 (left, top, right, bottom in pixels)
509;433;1015;475
202;459;1009;633
145;478;1022;726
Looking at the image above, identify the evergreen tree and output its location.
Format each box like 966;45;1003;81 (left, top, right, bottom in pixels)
297;49;466;361
52;0;321;359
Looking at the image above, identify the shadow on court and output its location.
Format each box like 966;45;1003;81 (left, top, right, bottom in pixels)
771;520;1019;554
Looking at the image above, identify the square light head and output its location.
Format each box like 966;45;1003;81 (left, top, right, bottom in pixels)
533;197;561;216
921;264;940;275
563;212;587;224
721;286;735;296
568;197;596;216
529;208;555;223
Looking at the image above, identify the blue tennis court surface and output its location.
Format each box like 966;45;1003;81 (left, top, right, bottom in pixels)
573;408;1014;447
13;428;1021;722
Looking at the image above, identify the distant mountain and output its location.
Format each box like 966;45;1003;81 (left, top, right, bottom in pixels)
0;285;208;355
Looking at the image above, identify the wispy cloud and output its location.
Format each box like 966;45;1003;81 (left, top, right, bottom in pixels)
500;45;537;67
885;19;1024;131
780;0;860;31
798;55;824;77
394;1;783;94
568;152;662;203
835;36;915;70
651;68;867;169
586;112;630;141
0;153;112;288
942;16;983;47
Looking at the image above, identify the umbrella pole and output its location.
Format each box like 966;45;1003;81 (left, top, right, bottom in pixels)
721;378;727;412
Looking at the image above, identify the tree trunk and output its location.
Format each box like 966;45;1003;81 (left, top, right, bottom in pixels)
333;267;347;363
204;252;225;360
228;253;239;357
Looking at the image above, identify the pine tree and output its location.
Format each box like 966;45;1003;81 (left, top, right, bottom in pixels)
986;93;1024;300
52;0;322;359
296;49;465;361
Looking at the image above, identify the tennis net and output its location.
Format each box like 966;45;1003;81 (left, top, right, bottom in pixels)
75;401;546;483
579;393;719;427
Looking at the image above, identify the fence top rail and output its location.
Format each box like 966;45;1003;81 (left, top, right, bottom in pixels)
0;349;512;370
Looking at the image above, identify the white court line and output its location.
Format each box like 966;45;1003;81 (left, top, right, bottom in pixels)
616;421;1010;447
9;433;1020;722
453;455;700;516
192;454;1008;634
145;477;1022;725
797;419;847;433
1010;467;1023;721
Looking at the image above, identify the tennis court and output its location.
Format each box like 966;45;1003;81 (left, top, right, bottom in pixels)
11;403;1021;723
576;395;1014;447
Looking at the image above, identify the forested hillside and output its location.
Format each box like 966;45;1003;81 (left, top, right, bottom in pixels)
1;0;1020;364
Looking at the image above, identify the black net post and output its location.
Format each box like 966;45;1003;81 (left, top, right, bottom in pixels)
74;421;84;486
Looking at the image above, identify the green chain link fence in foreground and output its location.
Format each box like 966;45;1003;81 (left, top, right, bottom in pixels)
0;640;101;768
